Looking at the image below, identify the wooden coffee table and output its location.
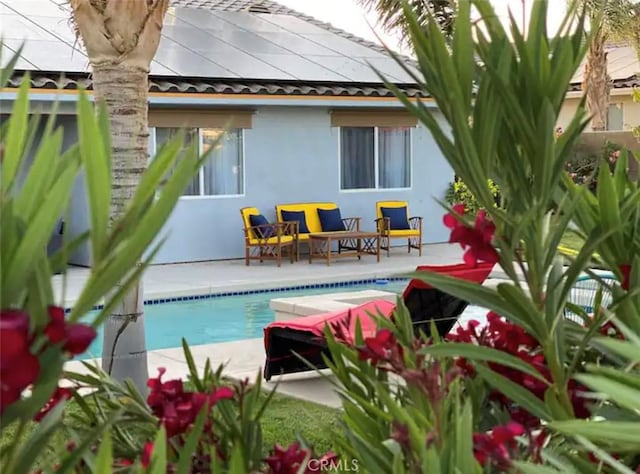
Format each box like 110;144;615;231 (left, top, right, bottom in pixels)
308;231;381;266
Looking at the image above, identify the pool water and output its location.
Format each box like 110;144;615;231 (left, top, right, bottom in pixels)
79;280;488;360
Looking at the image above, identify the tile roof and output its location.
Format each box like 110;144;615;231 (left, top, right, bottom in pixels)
7;72;425;98
569;45;639;91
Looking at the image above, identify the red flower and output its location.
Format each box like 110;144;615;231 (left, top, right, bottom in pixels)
444;207;499;267
357;328;403;367
265;443;310;474
1;309;40;414
473;422;524;470
141;442;154;468
45;306;96;356
619;263;631;291
146;368;235;438
443;203;467;229
45;306;67;343
34;386;73;422
264;443;337;474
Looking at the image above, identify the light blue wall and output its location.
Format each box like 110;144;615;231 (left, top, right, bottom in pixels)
150;106;454;264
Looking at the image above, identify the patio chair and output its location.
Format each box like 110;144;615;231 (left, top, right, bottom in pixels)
240;207;298;267
375;200;423;257
263;262;495;380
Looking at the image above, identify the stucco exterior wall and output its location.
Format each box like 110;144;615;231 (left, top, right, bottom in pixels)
558;90;639;131
145;106;453;264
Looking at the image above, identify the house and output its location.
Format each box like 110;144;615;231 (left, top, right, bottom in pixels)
0;0;453;265
558;44;639;132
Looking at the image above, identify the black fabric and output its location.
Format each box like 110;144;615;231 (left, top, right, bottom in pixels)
281;210;310;233
318;208;346;232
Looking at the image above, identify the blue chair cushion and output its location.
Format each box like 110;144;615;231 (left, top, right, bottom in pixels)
280;210;310;234
381;206;410;230
249;214;274;239
318;208;346;232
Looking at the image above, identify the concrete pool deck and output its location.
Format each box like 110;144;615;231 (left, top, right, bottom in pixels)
60;243;509;408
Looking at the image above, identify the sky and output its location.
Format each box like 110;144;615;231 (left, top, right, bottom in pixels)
275;0;568;55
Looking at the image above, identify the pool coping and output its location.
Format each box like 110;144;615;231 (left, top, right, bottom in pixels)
77;276;412;311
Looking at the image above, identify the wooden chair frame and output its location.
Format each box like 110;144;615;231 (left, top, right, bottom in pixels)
375;202;423;257
241;211;299;267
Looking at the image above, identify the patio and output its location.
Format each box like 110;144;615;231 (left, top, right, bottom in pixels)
60;243;503;408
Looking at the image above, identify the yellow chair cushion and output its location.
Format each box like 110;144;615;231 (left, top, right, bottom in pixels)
248;235;294;246
385;229;420;238
240;206;260;231
275;202;338;234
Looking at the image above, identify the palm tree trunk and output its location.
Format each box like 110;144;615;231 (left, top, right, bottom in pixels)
93;64;150;392
582;30;611;132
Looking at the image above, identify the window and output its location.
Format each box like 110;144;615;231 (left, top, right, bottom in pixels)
340;127;411;190
154;127;244;197
607;103;623;131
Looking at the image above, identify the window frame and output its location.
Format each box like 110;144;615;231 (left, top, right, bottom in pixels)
150;126;246;199
606;102;624;131
338;125;413;192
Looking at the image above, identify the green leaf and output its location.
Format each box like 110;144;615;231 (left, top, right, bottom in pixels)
182;338;204;392
175;407;207;474
94;432;113;473
3;158;80;300
422;343;549;383
592;338;640;362
549;420;640;447
8;402;66;474
2;75;30;192
55;408;123;474
77;92;111;264
512;462;565;474
454;400;476;474
149;427;167;474
475;365;551;421
575;374;640;412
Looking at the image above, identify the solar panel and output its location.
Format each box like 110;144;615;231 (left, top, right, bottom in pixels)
2;38;88;72
0;14;58;41
153;36;239;78
19;15;78;43
303;55;389;83
0;2;420;85
150;60;178;76
364;57;418;83
211;11;294;33
2;0;67;18
250;32;339;56
259;14;330;35
302;33;387;59
251;53;350;81
190;49;294;79
1;40;37;69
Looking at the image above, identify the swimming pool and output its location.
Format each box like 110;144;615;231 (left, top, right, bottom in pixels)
79;280;488;359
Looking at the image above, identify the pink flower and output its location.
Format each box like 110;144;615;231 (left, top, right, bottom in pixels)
609;150;620;164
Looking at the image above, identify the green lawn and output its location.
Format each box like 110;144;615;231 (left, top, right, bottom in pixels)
1;390;344;467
